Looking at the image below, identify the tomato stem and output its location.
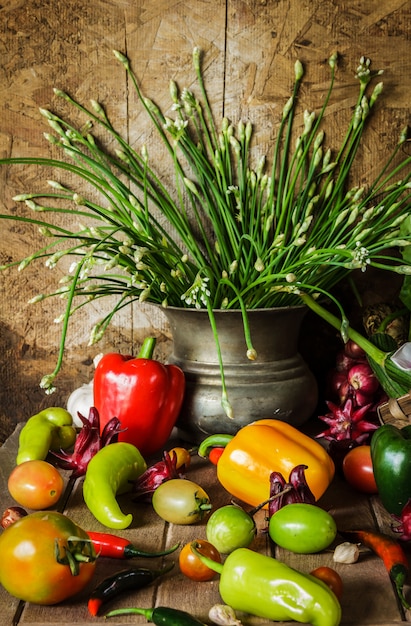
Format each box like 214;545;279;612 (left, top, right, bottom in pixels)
55;537;97;575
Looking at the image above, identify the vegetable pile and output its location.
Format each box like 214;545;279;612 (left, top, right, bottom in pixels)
2;351;411;624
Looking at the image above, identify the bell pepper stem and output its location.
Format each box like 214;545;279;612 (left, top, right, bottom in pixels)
197;434;234;458
137;337;157;359
299;292;386;365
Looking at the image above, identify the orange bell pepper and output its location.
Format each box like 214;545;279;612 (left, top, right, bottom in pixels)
198;419;335;507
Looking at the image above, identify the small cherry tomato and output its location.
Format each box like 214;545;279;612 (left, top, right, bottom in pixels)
342;445;378;494
179;539;221;581
8;460;64;510
209;447;224;465
310;566;343;600
168;446;191;469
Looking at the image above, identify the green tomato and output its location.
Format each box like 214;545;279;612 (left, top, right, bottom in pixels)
268;503;337;554
206;504;256;554
152;479;212;525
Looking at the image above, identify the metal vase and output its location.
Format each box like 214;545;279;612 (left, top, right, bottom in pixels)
162;306;318;443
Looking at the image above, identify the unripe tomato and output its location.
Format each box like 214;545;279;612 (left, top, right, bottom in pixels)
8;460;64;509
269;503;337;554
342;445;378;494
0;511;96;604
152;479;212;524
206;504;256;554
179;539;221;581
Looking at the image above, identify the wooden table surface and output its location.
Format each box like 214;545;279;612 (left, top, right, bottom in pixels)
0;424;410;626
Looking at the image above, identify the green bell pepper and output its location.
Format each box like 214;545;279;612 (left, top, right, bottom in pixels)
191;544;341;626
371;423;411;516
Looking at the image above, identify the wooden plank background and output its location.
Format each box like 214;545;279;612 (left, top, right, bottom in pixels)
0;0;410;439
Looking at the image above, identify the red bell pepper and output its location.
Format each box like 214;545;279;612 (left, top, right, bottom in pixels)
93;337;185;457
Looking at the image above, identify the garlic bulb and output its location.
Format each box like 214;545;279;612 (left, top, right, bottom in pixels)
67;380;94;427
208;604;243;626
333;541;360;564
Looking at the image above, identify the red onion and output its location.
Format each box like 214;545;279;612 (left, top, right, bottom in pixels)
348;363;379;397
335;350;357;373
328;369;348;398
1;506;27;529
354;390;377;407
344;339;366;360
337;380;353;404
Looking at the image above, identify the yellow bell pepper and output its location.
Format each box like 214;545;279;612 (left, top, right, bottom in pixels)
198;419;335;507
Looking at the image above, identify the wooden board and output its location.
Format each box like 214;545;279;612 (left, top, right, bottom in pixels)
0;0;410;435
0;424;410;625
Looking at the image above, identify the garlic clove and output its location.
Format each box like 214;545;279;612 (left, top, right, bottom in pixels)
333;541;360;564
208;604;243;626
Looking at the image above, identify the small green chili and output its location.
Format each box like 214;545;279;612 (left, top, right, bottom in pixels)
105;606;207;625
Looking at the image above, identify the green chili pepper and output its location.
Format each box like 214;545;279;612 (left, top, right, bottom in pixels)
83;442;146;529
191;543;341;626
105;606;206;625
16;407;77;464
370;423;411;516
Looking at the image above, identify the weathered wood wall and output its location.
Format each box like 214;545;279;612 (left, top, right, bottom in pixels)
1;0;410;440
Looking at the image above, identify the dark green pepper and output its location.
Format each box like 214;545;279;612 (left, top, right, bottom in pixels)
191;544;341;626
88;562;174;616
105;606;206;625
17;407;77;464
371;423;411;515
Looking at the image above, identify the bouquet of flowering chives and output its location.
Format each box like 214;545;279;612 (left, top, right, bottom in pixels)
1;48;411;407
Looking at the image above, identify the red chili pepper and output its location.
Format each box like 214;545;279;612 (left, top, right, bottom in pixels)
208;447;225;465
87;531;179;559
340;529;410;609
93;337;185;457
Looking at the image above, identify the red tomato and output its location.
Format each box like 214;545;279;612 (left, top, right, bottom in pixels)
0;511;96;604
342;445;378;494
179;539;221;581
310;566;343;600
8;460;64;510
